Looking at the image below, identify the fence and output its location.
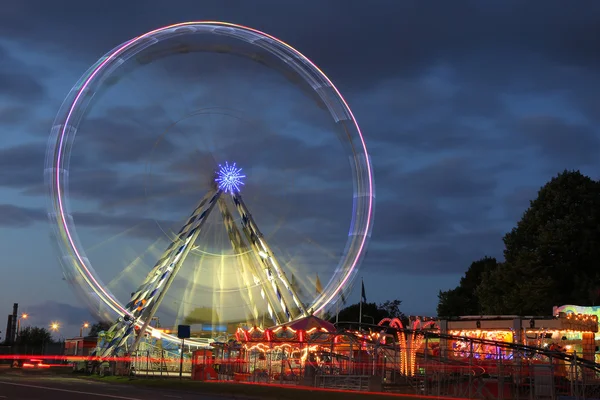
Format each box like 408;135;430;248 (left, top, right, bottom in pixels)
391;331;600;399
34;327;600;399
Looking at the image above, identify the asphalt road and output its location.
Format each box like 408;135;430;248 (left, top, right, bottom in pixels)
0;376;230;400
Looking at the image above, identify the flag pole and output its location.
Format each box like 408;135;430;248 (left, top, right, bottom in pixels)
359;277;363;330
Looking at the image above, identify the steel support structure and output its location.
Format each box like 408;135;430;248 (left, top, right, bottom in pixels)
98;189;303;358
99;190;222;358
217;198;270;326
232;193;307;321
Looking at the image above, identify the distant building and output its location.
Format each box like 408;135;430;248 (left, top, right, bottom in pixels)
64;336;98;357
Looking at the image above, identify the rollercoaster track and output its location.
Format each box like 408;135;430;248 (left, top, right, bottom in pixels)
433;331;600;371
335;322;600;372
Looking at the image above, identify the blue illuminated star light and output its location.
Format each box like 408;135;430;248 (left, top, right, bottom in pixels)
215;162;246;193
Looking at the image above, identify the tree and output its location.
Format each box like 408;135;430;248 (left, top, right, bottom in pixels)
88;321;112;337
437;287;471;317
331;299;406;325
379;299;406;320
437;257;498;316
17;327;54;347
477;170;600;315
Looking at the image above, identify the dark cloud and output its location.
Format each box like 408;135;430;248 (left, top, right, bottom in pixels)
2;1;600;91
0;141;91;195
72;211;177;240
75;105;178;164
502;186;538;221
365;228;505;275
64;167;202;217
26;301;94;327
0;44;46;102
395;157;498;200
518;115;600;166
0;72;45;102
0;204;45;227
373;201;450;240
0;203;175;240
372;120;482;155
0;142;46;191
0;105;30;125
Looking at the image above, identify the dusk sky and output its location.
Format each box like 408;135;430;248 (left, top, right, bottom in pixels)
1;1;600;339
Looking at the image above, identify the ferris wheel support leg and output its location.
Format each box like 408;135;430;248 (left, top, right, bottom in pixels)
125;190;217;309
99;189;222;358
231;193;307;320
217;197;275;326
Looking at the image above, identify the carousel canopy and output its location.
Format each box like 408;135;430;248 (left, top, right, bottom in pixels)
280;315;336;333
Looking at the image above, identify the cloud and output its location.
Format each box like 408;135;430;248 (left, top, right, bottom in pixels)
0;105;30;125
2;1;598;92
75;105;178;164
25;301;94;327
0;142;46;191
0;44;46;102
502;186;538;221
0;203;176;240
0;72;45;102
0;204;45;227
395;157;498;200
518;115;600;166
376;202;446;240
365;228;505;275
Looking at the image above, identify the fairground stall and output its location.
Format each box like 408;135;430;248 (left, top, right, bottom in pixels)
428;312;600;397
555;305;600;363
441;313;598;363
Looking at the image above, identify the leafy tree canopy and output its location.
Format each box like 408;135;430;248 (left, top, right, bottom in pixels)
437;257;498;317
380;299;406;320
88;321;112;337
17;327;55;347
331;299;406;325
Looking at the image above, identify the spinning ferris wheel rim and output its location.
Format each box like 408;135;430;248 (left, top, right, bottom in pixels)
46;21;374;341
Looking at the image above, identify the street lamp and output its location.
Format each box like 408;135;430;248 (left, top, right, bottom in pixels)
50;322;60;332
80;322;90;337
17;313;28;336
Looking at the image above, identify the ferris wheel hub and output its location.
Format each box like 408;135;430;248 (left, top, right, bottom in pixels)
215;161;246;194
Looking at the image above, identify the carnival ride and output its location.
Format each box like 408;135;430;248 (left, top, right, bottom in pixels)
217;315;600;397
45;22;375;358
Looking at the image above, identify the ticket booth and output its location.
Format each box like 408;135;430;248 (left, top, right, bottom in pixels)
191;349;217;381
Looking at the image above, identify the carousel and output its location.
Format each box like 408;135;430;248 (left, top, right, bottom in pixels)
190;315;380;383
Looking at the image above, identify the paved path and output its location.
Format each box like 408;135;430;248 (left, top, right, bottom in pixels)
0;376;228;400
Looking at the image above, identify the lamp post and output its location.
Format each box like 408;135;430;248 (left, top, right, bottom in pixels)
44;322;60;355
74;322;90;356
51;322;64;356
80;322;89;337
16;313;28;337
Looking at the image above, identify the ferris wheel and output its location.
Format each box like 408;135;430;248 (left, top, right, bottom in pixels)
45;22;374;357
